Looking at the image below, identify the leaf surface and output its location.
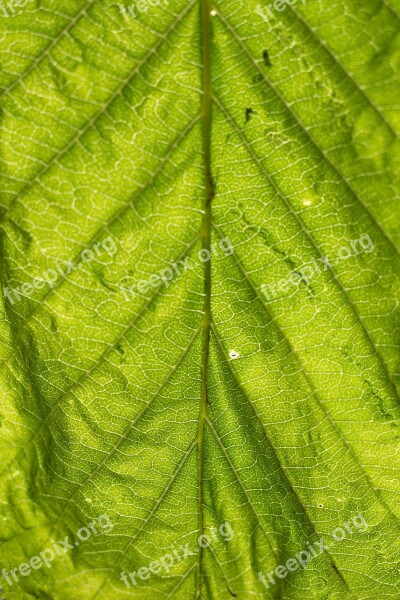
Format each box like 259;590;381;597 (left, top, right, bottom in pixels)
0;1;399;598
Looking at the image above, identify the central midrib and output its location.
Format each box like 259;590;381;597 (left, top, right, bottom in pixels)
196;0;214;597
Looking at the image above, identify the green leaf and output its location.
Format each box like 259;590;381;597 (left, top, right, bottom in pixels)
0;0;399;598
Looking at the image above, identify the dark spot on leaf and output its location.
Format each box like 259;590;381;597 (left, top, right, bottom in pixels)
263;49;271;67
245;107;254;123
226;583;237;597
49;315;58;334
252;73;263;84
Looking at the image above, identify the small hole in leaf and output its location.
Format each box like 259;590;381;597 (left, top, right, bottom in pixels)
263;49;272;67
245;107;254;123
